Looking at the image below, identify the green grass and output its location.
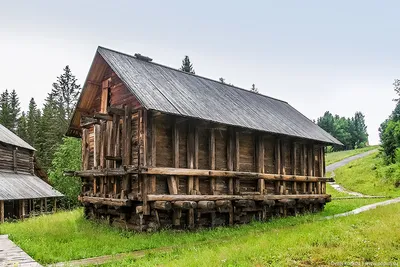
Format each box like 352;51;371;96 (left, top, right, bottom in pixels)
101;203;400;267
334;152;400;197
0;198;382;264
325;145;379;166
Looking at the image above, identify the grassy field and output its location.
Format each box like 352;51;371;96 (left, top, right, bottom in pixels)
325;145;379;166
0;198;382;265
102;203;400;267
334;152;400;197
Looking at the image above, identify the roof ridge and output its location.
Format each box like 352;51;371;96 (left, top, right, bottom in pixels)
97;46;288;104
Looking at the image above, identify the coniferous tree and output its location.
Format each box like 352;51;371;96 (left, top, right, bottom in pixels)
9;89;20;132
0;89;12;129
16;111;28;141
26;98;40;146
180;56;195;74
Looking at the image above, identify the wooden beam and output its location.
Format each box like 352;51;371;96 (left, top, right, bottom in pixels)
227;128;234;194
78;196;132;207
209;129;216;194
307;144;313;176
124;105;132;166
319;146;324;177
0;200;4;223
292;143;297;175
275;139;281;174
147;194;330;202
141;167;333;182
53;198;57;213
281;140;286;175
82;129;90;171
168;119;179;195
101;79;110;113
94;125;100;168
256;134;265;194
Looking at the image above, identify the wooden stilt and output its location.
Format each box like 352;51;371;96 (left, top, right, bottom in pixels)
53;198;57;213
0;200;4;223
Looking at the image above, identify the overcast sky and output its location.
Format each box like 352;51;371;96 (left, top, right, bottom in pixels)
1;1;399;145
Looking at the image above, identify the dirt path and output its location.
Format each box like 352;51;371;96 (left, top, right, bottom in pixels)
326;149;379;197
325;197;400;219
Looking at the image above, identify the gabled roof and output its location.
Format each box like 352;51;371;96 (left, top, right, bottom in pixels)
0;172;63;200
0;124;35;150
69;46;342;145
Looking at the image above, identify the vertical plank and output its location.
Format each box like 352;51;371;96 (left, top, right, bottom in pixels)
234;131;240;194
40;199;44;214
142;175;150;215
187;122;194;194
167;118;179;195
194;126;199;193
44;198;47;212
82;129;89;171
281;140;286;175
100;122;106;169
125;106;132;166
101;79;110;113
150;112;157;167
319;146;324;177
227;128;234;194
257;134;265;194
323;147;326;177
307;144;313;176
275;139;281;175
94;125;100;168
292;143;297;175
209;128;216;194
0;200;4;223
141;109;147;167
20;200;25;220
106;121;113;169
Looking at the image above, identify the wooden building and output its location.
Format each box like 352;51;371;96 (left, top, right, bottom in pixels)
0;124;63;223
66;46;342;231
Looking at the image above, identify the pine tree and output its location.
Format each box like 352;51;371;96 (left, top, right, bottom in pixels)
250;84;259;93
9;89;20;132
0;89;12;129
180;56;195;74
17;111;28;141
51;65;81;123
26;98;40;146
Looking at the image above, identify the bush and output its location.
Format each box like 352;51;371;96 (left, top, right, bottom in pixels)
48;137;81;209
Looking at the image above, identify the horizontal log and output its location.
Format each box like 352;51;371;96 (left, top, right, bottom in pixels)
105;156;122;161
173;201;197;209
198;201;215;210
75;167;139;177
151;201;172;211
147;194;330;202
78;196;131;207
141;167;333;182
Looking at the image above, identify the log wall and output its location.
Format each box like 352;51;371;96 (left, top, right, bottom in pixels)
0;143;34;174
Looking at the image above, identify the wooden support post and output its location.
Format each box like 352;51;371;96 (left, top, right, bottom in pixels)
281;140;286;175
143;175;150;215
44;198;47;212
275;139;281;174
100;122;106;169
106;121;113;169
94;125;101;168
257;134;265;194
233;131;240;194
194;126;199;193
227;128;234;194
0;200;4;223
40;199;44;214
168;119;179;195
323;147;326;177
292;143;297;175
319;146;324;177
101;79;110;113
209;129;216;194
124;106;132;166
307;144;313;176
20;200;25;220
53;198;57;213
82;129;90;171
302;144;307;176
187;123;195;194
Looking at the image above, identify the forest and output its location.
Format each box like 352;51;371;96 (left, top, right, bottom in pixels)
316;111;369;151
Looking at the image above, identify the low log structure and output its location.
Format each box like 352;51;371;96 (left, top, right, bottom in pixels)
0;124;63;223
66;46;342;231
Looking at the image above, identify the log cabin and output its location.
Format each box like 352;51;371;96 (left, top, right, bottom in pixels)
0;124;63;223
66;46;342;231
